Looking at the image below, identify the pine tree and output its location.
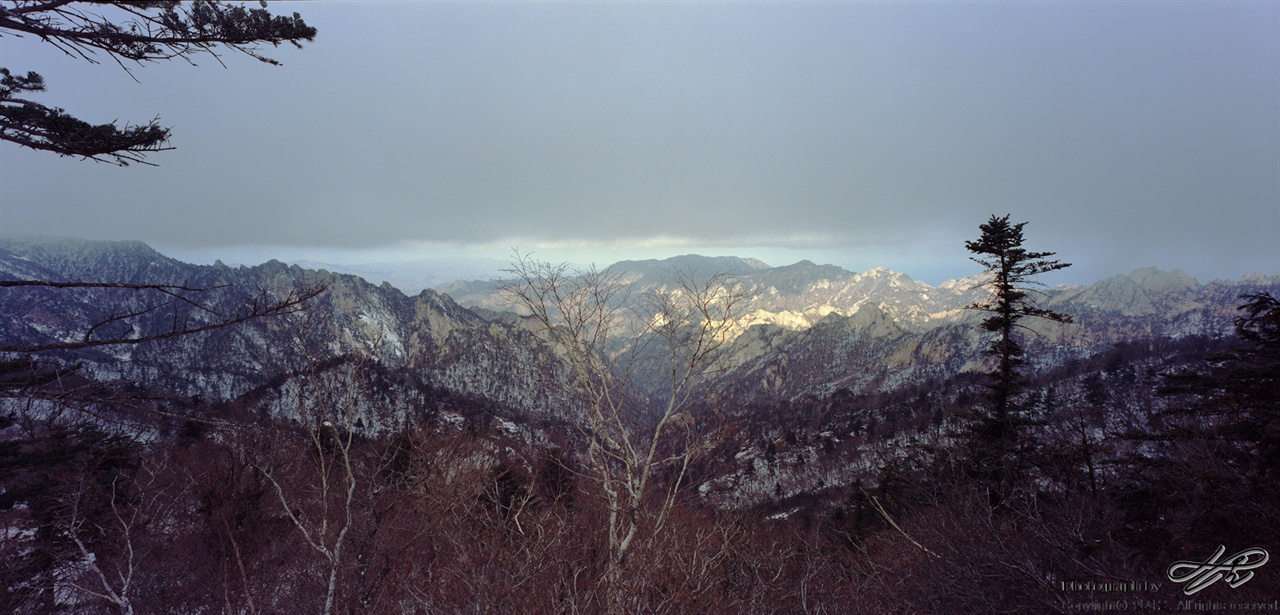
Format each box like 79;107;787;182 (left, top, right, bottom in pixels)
962;214;1071;494
0;1;316;165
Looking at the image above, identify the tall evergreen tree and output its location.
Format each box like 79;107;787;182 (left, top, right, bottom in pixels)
962;214;1072;492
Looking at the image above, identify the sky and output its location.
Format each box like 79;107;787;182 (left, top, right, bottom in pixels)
1;1;1277;287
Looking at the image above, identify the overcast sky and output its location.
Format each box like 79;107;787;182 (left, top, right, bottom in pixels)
1;1;1276;285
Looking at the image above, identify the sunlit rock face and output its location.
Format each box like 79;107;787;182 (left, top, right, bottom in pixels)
3;237;1277;428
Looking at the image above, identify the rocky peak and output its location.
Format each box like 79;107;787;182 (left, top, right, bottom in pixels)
1128;267;1198;295
827;303;904;339
610;254;771;278
0;235;182;283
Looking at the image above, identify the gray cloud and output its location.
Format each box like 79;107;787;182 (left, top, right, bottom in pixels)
1;1;1275;284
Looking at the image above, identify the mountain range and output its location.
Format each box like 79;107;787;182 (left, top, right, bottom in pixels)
3;236;1275;423
5;234;1280;602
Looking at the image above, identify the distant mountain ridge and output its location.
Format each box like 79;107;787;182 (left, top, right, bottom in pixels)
2;236;1276;423
288;256;511;295
0;236;577;428
400;250;1280;403
446;252;1273;334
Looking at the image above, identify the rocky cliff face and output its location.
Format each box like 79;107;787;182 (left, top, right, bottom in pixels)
0;237;573;422
444;253;1279;404
3;237;1275;429
715;270;1276;402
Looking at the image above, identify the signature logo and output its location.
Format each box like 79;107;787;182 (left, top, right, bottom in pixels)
1167;545;1269;595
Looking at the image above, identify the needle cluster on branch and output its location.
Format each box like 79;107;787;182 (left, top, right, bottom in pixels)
0;1;316;165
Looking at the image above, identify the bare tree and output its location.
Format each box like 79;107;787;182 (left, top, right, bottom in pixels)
503;253;742;607
241;310;397;615
61;474;141;614
50;451;188;615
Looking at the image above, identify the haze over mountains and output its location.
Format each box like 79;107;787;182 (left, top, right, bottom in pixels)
3;235;1274;419
287;256;512;296
294;249;1274;304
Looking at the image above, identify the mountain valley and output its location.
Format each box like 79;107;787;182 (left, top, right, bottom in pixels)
2;235;1277;612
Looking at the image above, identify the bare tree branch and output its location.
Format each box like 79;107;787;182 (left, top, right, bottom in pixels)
0;282;326;353
0;1;315;164
501;253;741;608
